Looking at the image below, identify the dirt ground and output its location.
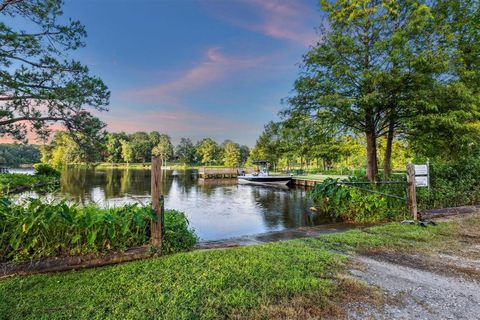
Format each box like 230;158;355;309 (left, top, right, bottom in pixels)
345;213;480;319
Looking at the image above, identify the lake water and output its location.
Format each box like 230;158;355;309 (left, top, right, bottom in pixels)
18;168;334;241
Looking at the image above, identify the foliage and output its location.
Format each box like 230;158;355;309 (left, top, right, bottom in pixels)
196;138;218;165
310;178;407;222
0;217;464;319
33;163;60;177
247;122;282;169
0;0;110;144
0;198;197;262
271;0;480;181
309;179;350;218
40;132;102;168
222;141;240;167
238;145;250;166
120;139;134;164
152;134;174;161
0;173;58;193
284;0;438;181
417;158;480;209
162;209;198;254
175;137;196;165
129;132;152;163
0;144;40;166
105;133;127;163
408;0;480;160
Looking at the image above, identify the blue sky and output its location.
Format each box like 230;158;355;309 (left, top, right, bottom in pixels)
64;0;323;146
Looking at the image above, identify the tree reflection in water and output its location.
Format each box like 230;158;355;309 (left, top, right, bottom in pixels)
56;168;334;240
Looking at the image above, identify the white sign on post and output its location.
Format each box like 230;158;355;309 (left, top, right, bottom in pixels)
415;175;429;187
414;163;429;188
414;165;428;176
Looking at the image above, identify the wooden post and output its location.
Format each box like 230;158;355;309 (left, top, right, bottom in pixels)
406;164;418;220
151;156;163;248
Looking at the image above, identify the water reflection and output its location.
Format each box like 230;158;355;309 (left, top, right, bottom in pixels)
44;168;335;240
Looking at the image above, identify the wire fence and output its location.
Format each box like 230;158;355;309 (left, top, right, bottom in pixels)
338;180;407;201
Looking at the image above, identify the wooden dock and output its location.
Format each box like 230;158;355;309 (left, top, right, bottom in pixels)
198;167;239;179
291;178;322;187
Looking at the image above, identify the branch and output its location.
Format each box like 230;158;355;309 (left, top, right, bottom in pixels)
0;0;23;12
0;116;64;126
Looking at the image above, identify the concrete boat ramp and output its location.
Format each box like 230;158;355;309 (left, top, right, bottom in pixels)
195;222;373;250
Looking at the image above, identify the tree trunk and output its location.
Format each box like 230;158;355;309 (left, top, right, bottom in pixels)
366;130;378;182
383;119;395;180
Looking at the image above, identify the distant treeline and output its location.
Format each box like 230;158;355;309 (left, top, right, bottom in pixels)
0;144;40;166
40;131;250;168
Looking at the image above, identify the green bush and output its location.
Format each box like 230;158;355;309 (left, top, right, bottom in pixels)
0;173;58;192
310;178;407;222
309;179;350;218
0;198;198;262
33;163;60;177
417;159;480;209
163;209;198;254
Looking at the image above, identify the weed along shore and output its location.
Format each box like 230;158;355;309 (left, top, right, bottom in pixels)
1;212;479;319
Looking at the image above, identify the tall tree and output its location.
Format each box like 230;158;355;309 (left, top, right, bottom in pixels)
238;145;250;166
286;0;435;181
105;132;126;163
248;122;282;170
196;138;218;165
148;131;161;149
175;137;196;165
152;134;174;165
129;132;151;163
0;0;110;144
120;139;133;166
223;142;240;167
408;0;480;160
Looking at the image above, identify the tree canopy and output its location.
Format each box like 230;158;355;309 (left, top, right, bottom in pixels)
0;0;109;145
282;0;480;180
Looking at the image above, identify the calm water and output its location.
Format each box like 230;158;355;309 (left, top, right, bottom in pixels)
21;168;334;241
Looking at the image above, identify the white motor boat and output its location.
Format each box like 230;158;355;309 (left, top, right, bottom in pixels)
238;161;292;186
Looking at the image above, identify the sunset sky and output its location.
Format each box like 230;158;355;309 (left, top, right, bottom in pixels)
13;0;324;146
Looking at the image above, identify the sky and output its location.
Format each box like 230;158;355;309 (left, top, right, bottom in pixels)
10;0;324;146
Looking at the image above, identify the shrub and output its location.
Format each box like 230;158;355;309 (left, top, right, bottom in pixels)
0;198;197;262
309;178;407;223
163;210;198;254
0;173;58;193
417;159;480;209
33;163;60;177
309;179;350;219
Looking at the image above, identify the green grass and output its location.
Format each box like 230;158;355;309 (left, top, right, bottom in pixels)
0;173;58;193
0;219;463;320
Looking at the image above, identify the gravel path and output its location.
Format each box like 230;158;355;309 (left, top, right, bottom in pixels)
348;256;480;319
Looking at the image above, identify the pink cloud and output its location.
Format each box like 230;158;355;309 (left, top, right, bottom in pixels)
205;0;319;46
101;107;251;135
122;47;265;103
249;0;318;45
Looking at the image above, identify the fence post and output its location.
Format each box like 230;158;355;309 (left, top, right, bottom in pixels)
406;164;418;220
151;156;163;249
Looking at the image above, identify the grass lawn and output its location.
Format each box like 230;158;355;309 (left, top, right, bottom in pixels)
0;218;465;319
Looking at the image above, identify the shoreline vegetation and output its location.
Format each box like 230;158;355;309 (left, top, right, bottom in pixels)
0;213;476;319
0;174;58;194
0;198;198;264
